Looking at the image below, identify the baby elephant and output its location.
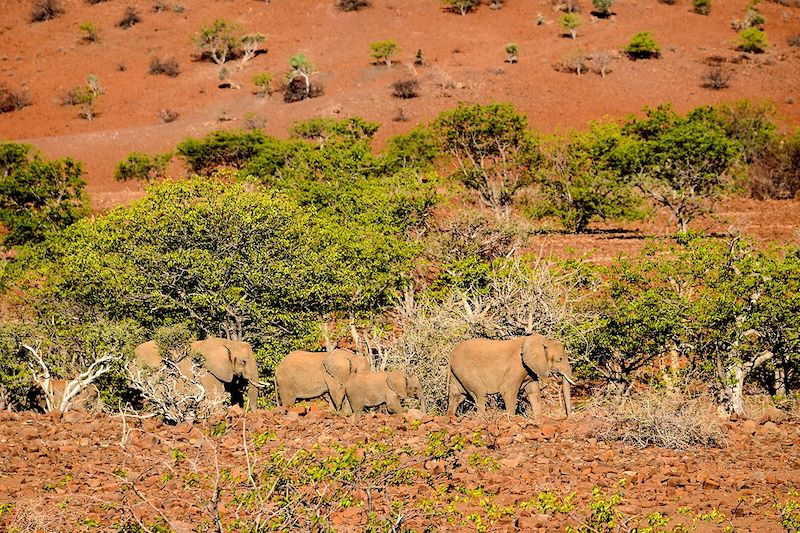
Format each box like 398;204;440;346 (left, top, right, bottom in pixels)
345;370;424;414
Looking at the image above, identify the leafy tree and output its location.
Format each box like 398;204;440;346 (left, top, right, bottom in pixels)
442;0;480;15
0;143;87;247
621;105;740;233
560;13;581;39
707;100;777;164
113;152;171;183
738;27;769;53
383;127;439;171
624;32;660;59
194;19;242;64
431;103;541;217
284;53;320;103
176;130;269;174
370;40;400;67
534;123;643;233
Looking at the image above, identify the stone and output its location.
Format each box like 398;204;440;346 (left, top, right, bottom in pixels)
540;424;557;439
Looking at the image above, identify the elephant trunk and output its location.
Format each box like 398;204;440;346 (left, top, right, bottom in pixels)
246;382;259;411
562;375;572;418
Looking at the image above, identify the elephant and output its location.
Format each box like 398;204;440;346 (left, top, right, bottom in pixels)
344;370;424;414
132;337;262;410
28;379;102;412
275;348;369;410
448;333;575;417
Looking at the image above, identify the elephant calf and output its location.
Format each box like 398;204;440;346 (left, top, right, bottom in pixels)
28;379;102;413
275;348;369;410
344;370;424;414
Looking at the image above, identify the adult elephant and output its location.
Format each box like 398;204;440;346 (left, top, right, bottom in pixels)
448;333;575;417
132;337;262;410
275;348;369;410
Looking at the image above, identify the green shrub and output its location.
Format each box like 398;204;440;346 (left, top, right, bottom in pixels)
79;21;99;42
693;0;710;14
624;31;660;59
504;43;518;63
0;143;87;246
592;0;614;17
113;152;171;183
193;19;242;64
252;72;274;96
560;13;581;39
176;130;269;174
738;27;769;52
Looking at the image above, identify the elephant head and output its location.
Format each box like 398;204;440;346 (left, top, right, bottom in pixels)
193;338;262;409
521;334;574;417
387;371;425;408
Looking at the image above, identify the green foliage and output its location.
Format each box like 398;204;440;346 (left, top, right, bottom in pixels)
0;143;87;246
0;325;34;408
194;19;242;64
113;152;170;183
776;489;800;532
252;71;274;96
561;13;582;38
592;0;614;16
693;0;711;14
533;123;644;233
176;130;269;174
504;43;518;62
384;126;438;171
289;116;379;146
369;40;399;67
708;100;777;164
431;102;541;215
624;32;660;59
739;27;769;53
442;0;480;15
621;104;740;232
288;52;314;75
79;21;99;42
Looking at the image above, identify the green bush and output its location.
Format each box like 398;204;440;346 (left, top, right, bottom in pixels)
592;0;614;17
193;19;242;64
624;32;660;59
560;13;581;39
693;0;710;15
252;72;274;96
384;127;439;171
113;152;171;183
369;40;399;67
176;130;269;174
0;143;87;246
738;27;769;53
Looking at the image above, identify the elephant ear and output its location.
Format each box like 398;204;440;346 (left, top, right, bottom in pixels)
199;338;235;383
386;371;408;397
521;334;549;379
323;351;351;385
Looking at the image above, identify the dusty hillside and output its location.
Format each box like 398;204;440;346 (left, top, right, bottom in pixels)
1;0;800;208
1;407;799;531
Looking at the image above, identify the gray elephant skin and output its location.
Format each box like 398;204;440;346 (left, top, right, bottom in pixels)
28;379;102;412
448;334;574;417
345;370;424;414
133;337;261;409
275;348;369;410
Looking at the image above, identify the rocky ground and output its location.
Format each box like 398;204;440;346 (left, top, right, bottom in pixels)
1;405;799;532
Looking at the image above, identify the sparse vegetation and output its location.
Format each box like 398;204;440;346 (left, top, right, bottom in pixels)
283;53;323;103
592;0;614;17
505;43;518;63
391;79;420;99
252;72;274;96
442;0;480;15
624;31;660;59
30;0;64;22
63;74;103;120
560;13;582;39
117;6;141;28
159;108;179;123
337;0;370;11
79;22;99;43
702;63;732;89
194;19;243;64
693;0;711;14
0;84;31;113
789;35;800;48
149;56;180;77
370;40;400;67
241;33;266;63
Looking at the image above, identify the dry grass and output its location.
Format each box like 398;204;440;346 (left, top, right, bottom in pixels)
584;390;727;450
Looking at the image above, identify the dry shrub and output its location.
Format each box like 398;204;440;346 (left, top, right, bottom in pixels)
149;56;180;77
4;499;71;533
553;53;588;76
283;77;324;103
788;35;800;48
0;84;31;113
337;0;370;11
391;78;420;99
382;258;583;413
702;63;732;89
30;0;64;22
586;390;727;450
159;108;179;123
118;6;141;28
749;141;800;199
553;0;581;12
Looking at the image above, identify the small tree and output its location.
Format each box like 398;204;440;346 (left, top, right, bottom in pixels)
370;40;399;67
592;0;614;17
241;33;266;63
624;32;660;59
738;27;769;53
194;19;243;64
65;75;103;120
504;43;518;63
560;13;581;39
442;0;480;15
284;53;322;103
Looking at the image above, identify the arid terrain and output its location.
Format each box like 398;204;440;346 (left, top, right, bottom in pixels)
2;0;800;531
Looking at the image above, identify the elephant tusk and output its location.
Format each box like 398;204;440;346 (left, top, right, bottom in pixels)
562;373;576;386
253;380;268;389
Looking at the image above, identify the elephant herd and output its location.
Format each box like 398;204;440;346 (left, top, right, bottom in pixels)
28;333;575;418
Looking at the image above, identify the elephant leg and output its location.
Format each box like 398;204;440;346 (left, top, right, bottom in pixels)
201;374;227;406
385;391;405;414
278;386;295;407
246;383;258;411
348;394;366;413
471;387;488;416
501;386;519;415
325;380;345;411
447;373;466;416
524;380;542;417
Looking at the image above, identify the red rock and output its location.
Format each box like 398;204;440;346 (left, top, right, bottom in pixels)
540;424;557;439
702;477;721;490
517;514;551;528
739;420;757;435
